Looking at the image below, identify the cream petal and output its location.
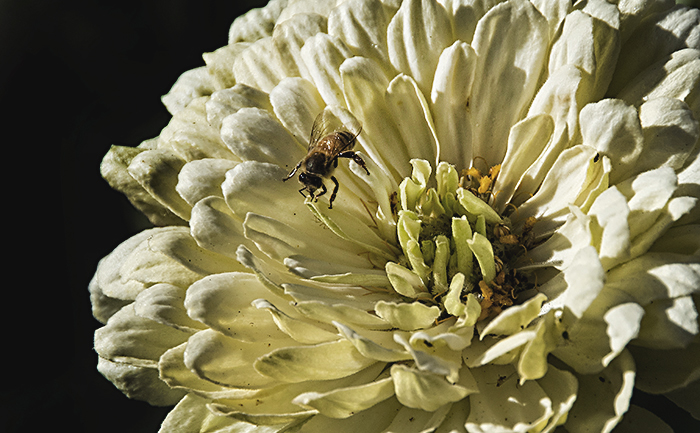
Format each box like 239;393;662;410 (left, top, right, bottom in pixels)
533;364;578;433
609;5;700;96
635;97;700;175
548;8;620;101
205;84;272;130
299;397;401;432
233;37;287;92
272;13;328;79
184;328;280;388
492;113;554;213
161;67;216;115
564;350;636;433
292;375;395;419
649;224;700;255
134;283;206;332
301;32;354;108
340;56;409;179
294;300;392;330
255;339;377;383
387;0;453;97
470;0;549;166
96;357;185;407
587;186;632;271
613;405;674;433
220;107;306;166
390;364;470;412
269;77;326;142
480;293;547;337
563;246;606;320
374;300;441;331
159;343;255;399
617;48;700;118
93;228;161;302
580;99;644;185
158;394;253;433
515;67;584;206
440;0;505;44
176;158;238;206
601;302;645;367
254;299;339;344
328;0;391;73
466;364;553;433
244;212;372;268
630;337;700;394
515;145;608;229
636;295;699;349
518;311;563;383
664;375;700;419
306;200;400;260
524;206;592;271
531;0;571;40
189;196;251;261
98;228;207;301
605;253;700;304
159;97;236;161
127;149;192;221
430;41;476;170
203;43;249;90
386;74;439;168
466;331;536;368
95;304;192;368
228;0;284;43
88;272;129;324
184;273;293;341
145;226;241;275
101;144;186;226
334;322;411;362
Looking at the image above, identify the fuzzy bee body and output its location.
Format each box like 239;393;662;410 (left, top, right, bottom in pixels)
284;111;369;209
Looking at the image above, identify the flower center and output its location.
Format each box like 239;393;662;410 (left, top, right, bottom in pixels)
388;160;537;322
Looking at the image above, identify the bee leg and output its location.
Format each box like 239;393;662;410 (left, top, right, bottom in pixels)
314;183;327;203
329;176;340;209
284;161;302;181
339;151;370;176
298;187;307;198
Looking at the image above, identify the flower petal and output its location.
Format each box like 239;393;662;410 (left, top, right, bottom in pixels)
391;364;471;412
255;339;377;383
480;293;547;337
96;357;185;406
292;375;395;419
470;0;549;166
95;304;192;368
564;350;636;433
301;32;354;108
466;364;554;433
387;0;453;97
221;107;306;166
134;283;206;332
328;0;391;73
176;158;238;206
184;272;293;341
269;77;326;143
430;40;477;170
374;300;441;331
609;5;700;96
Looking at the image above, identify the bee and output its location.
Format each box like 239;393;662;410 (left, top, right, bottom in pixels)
283;110;370;209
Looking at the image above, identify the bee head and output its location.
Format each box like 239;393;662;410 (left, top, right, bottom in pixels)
298;172;323;193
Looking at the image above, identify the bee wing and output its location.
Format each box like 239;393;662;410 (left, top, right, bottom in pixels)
308;110;362;151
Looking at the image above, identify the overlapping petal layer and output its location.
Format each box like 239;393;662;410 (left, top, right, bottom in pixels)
92;0;700;432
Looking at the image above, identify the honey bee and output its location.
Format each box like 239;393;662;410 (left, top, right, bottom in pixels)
283;110;370;209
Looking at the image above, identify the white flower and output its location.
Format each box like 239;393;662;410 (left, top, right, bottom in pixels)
91;0;700;432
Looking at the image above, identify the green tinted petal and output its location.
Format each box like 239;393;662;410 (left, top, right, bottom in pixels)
391;364;471;412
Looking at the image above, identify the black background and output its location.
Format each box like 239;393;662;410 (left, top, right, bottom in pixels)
2;1;265;432
2;0;699;432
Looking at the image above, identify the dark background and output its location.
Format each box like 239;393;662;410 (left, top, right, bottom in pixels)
2;1;266;432
2;0;699;432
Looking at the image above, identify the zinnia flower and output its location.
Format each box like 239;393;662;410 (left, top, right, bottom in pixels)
91;0;700;431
